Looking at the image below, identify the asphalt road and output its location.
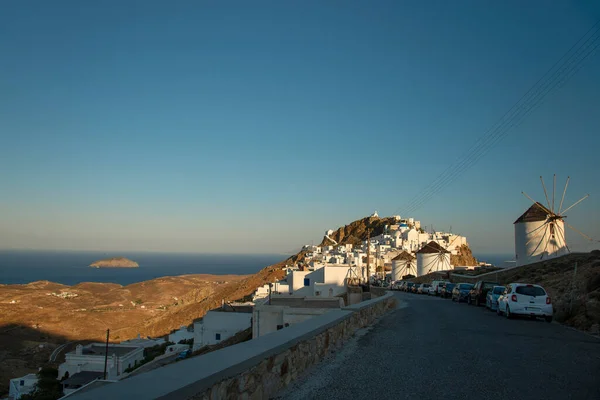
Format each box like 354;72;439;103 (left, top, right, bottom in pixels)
278;291;600;400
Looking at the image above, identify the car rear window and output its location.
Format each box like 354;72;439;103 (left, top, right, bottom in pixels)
482;282;499;289
516;286;546;296
459;284;473;290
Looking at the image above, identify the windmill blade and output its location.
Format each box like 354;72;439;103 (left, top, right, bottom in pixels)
554;222;571;254
541;223;552;258
526;221;548;237
560;194;590;215
552;174;556;213
526;222;547;246
529;225;548;259
558;176;570;214
522;192;551;214
565;221;595;241
540;176;551;210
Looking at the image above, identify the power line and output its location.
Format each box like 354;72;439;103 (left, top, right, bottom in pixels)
401;23;600;216
398;20;600;216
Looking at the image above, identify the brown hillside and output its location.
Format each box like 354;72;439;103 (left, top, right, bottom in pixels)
451;244;478;266
320;216;398;247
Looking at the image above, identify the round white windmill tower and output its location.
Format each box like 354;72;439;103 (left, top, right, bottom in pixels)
416;241;451;276
391;251;416;280
515;175;591;267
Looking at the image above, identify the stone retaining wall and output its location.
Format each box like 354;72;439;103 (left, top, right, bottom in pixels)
193;293;396;400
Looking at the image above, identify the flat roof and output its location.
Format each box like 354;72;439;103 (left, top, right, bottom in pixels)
62;371;103;386
81;345;140;357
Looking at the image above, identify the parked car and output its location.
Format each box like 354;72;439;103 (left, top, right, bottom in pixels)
452;283;474;302
440;283;456;298
417;283;431;294
176;349;192;360
486;286;505;311
411;283;420;293
429;280;449;296
405;282;415;292
468;280;500;306
497;283;553;322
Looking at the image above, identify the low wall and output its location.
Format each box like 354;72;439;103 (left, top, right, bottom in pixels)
69;292;396;400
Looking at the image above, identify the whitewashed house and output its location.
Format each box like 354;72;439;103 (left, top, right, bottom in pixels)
168;326;194;343
252;297;343;338
120;335;166;349
9;373;37;400
192;304;253;352
58;344;144;380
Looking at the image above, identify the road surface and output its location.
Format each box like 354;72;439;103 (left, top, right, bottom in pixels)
278;292;600;400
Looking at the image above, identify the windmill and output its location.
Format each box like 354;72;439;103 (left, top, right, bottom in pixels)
391;251;417;280
515;175;592;267
416;241;451;276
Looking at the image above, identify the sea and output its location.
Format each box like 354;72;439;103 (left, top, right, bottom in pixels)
0;251;286;286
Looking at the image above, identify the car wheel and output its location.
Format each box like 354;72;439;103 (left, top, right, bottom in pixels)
506;305;512;319
545;316;553;323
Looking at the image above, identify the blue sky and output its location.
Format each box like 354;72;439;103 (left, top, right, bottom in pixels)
1;1;599;256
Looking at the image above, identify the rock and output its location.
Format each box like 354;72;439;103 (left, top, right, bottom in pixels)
89;257;139;268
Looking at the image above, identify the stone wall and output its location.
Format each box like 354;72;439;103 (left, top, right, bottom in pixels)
193;293;396;400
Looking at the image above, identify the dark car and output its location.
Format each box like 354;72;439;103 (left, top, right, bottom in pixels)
468;281;500;306
405;282;415;292
176;349;191;361
440;283;456;298
452;283;474;302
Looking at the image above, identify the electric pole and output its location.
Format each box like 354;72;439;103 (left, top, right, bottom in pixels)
103;329;110;380
366;228;371;284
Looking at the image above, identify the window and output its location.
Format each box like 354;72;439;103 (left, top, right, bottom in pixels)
516;286;546;296
304;278;310;286
215;333;221;341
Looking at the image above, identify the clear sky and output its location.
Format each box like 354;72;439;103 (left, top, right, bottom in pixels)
1;1;599;256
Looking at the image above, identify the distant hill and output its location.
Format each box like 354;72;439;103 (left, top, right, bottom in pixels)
90;257;139;268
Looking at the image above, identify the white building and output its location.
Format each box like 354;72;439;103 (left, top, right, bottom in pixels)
284;265;352;297
416;241;452;276
192;305;253;352
391;251;416;280
120;335;166;349
514;202;568;267
252;297;343;338
9;373;37;400
58;344;144;380
168;326;194;343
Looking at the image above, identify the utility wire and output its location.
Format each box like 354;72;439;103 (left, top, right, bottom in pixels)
397;20;600;216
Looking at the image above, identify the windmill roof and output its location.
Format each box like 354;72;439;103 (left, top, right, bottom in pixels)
416;241;450;254
392;251;415;261
514;202;551;224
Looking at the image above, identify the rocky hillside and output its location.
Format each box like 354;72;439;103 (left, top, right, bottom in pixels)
451;244;478;266
320;216;398;247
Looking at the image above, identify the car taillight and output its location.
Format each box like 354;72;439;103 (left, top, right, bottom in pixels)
546;297;551;304
511;294;517;302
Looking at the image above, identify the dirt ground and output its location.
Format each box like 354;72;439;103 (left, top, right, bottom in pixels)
0;265;287;397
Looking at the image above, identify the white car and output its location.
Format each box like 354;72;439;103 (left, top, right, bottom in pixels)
428;280;448;296
497;283;553;322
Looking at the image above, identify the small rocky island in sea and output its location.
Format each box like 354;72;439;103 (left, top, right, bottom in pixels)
89;257;139;268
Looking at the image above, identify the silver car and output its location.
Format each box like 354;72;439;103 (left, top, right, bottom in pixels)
486;285;505;311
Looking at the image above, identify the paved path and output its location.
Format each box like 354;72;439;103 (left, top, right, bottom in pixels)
278;292;600;400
